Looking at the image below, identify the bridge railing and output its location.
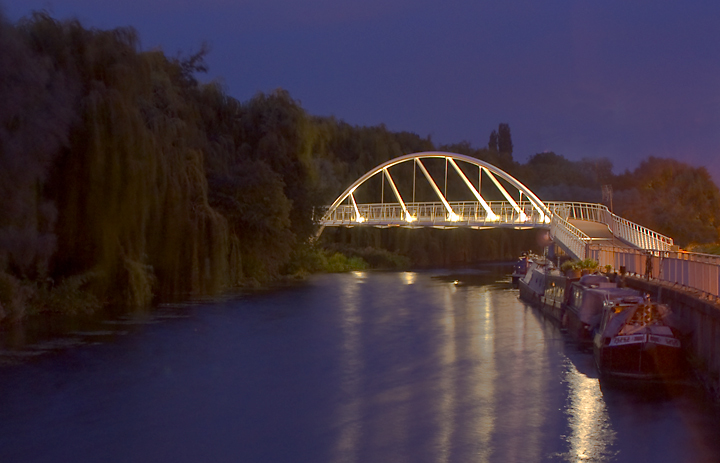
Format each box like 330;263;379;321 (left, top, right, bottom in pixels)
319;200;675;252
548;214;591;260
543;202;609;222
609;214;675;251
319;201;550;227
543;202;674;251
589;244;720;297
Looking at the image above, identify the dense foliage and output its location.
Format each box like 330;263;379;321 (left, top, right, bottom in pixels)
1;13;719;322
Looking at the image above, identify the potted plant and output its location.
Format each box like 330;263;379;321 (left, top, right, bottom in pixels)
561;260;581;278
578;258;599;275
561;258;599;277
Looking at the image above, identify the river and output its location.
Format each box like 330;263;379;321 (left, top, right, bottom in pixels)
1;267;720;462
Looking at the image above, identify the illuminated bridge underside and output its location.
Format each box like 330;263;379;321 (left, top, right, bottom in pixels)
318;152;675;261
323;201;548;229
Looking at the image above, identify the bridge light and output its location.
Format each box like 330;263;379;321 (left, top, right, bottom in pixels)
487;212;499;221
405;213;417;223
356;216;366;223
449;212;460;222
518;212;528;222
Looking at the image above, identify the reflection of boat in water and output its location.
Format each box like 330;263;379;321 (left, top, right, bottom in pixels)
593;296;684;379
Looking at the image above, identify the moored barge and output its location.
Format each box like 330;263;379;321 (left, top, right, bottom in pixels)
517;256;573;324
563;274;639;348
593;296;684;379
516;257;686;379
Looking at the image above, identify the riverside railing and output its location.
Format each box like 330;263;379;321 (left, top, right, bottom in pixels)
589;245;720;298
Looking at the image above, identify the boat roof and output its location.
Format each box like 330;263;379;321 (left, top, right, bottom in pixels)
587;286;641;300
576;289;633;323
578;274;610;286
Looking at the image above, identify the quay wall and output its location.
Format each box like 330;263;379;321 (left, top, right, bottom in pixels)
625;276;720;397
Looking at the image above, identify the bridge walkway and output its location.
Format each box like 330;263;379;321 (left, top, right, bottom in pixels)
569;219;634;248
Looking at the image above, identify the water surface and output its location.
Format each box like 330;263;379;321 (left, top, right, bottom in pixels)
1;269;719;462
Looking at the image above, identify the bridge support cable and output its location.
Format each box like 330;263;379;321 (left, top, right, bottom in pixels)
414;158;459;221
483;168;528;222
350;193;364;223
447;158;497;221
383;168;414;222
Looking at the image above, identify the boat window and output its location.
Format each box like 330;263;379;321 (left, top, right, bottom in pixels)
573;288;583;307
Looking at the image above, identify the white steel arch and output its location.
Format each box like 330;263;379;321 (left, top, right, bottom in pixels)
322;151;552;226
317;151;679;264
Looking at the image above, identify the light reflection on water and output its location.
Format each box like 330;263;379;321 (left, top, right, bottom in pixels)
470;286;496;462
493;289;551;462
563;361;617;462
401;271;417;285
332;270;364;463
438;282;458;463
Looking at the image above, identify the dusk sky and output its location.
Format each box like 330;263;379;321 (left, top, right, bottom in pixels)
5;0;720;183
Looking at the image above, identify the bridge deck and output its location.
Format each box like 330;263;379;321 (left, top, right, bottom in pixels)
569;219;634;248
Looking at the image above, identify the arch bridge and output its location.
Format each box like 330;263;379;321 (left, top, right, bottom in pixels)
317;152;720;297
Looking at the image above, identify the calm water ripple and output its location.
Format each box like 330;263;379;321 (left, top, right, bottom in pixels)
1;268;720;462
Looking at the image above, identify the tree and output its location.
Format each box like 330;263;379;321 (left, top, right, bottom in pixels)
614;157;720;247
208;159;294;280
0;12;78;280
497;123;513;160
488;130;498;151
517;152;603;203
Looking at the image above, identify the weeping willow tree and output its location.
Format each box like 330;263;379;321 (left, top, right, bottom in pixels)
14;14;238;310
0;12;74;280
0;12;323;321
0;12;81;320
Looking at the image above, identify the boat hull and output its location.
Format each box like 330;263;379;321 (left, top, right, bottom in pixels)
518;270;566;324
564;307;594;347
594;338;684;379
518;277;542;305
